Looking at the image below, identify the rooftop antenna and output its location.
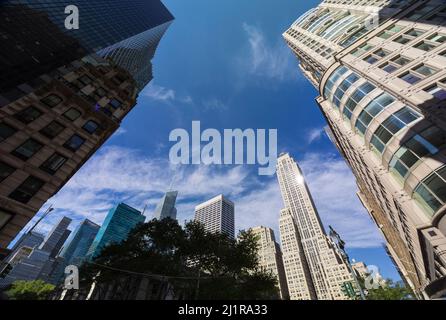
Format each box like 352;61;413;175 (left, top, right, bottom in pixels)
142;204;147;216
28;204;55;234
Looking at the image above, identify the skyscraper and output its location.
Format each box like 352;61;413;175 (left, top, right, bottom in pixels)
250;226;289;300
0;1;174;248
284;0;446;297
153;191;178;220
277;153;355;300
59;219;100;266
195;195;235;238
1;0;174;93
86;203;145;259
0;216;71;288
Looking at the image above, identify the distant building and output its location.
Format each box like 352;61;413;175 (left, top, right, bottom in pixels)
352;261;369;279
0;216;71;288
87;203;145;259
195;195;235;238
250;226;289;300
153;191;178;220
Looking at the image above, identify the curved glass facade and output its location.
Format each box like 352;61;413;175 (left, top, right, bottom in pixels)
332;73;360;108
342;82;376;120
355;93;396;135
414;166;446;217
370;107;421;154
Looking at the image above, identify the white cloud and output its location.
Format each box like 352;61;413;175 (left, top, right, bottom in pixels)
299;153;384;248
307;127;325;144
143;83;176;102
113;127;127;137
202;98;228;111
241;23;299;81
25;146;383;250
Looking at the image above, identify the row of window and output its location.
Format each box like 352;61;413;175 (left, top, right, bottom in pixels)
414;166;446;217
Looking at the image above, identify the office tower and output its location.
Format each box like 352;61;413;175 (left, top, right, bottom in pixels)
250;226;289;299
0;1;173;249
39;216;72;258
153;191;178;220
0;216;71;288
284;0;446;297
277;153;356;300
87;203;145;259
59;219;100;266
1;0;174;94
194;195;235;238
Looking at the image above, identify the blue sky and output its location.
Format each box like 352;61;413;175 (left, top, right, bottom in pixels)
18;0;401;281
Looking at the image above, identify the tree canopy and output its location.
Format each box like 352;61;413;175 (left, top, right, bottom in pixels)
6;280;55;300
80;218;279;300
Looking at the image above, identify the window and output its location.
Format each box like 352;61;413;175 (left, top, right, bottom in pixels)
399;64;438;85
0;123;17;142
82;120;99;134
0;209;14;230
351;43;374;57
343;82;376;120
12;139;43;160
39;121;65;139
414;41;436;51
363;49;390;65
40;153;68;175
64;134;86;152
332;73;360;108
78;75;93;86
414;166;446;216
426;84;446;100
378;25;403;40
9;176;45;204
427;33;446;44
323;66;348;98
380;63;398;73
392;56;411;66
0;162;15;182
63;108;81;121
40;94;62;108
400;72;422;84
14;106;42;124
108;99;122;109
355;93;396;135
370;107;421;153
92;87;107;100
390;126;446;180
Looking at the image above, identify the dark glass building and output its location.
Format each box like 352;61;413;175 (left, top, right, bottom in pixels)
0;1;173;248
1;0;174;94
153;191;178;220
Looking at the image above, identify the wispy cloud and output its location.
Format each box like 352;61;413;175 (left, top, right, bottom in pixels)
202;98;228;111
24;147;383;250
143;83;176;102
307;127;325;144
240;23;299;82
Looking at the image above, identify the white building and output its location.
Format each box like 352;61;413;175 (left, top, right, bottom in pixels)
277;153;355;300
250;226;289;299
194;195;235;238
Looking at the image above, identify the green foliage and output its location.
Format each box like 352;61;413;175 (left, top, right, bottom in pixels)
366;279;414;300
81;218;279;300
6;280;55;300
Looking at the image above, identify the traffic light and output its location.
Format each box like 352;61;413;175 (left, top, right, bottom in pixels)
0;263;13;278
341;281;356;299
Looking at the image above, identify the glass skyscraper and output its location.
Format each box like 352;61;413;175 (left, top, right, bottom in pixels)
87;203;145;259
59;219;99;266
153;191;178;220
0;1;173;249
1;0;174;92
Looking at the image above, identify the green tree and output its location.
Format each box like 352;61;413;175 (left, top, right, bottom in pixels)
366;279;414;300
6;280;55;300
81;218;278;300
